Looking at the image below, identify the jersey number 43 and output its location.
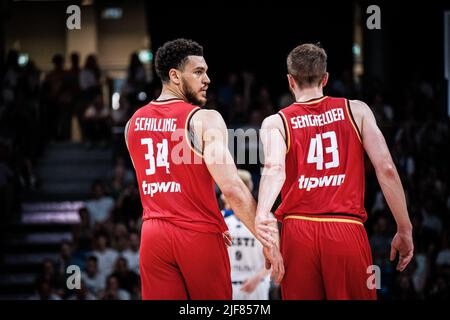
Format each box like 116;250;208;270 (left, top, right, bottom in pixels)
307;131;339;170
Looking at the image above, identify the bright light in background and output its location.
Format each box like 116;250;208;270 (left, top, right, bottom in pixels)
102;8;123;19
18;53;29;66
138;92;147;101
112;92;120;110
352;44;361;57
138;50;153;64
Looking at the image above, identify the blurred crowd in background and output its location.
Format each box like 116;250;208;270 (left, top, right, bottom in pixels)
0;48;449;300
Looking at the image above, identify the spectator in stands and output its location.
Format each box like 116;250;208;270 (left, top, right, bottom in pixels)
101;275;130;300
66;280;97;300
428;276;450;300
114;183;142;226
411;243;430;298
82;255;104;297
91;232;119;284
36;258;64;297
392;274;419;300
122;232;140;275
72;207;93;252
111;257;139;295
112;222;129;253
83;92;111;145
121;52;147;117
85;180;114;228
41;54;66;141
109;155;134;199
80;54;101;96
29;278;62;300
55;240;78;280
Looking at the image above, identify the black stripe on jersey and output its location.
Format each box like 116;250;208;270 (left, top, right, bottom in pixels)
187;108;203;155
346;99;362;142
277;112;289;150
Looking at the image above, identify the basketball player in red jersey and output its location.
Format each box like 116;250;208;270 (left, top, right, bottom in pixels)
125;39;283;300
255;43;414;299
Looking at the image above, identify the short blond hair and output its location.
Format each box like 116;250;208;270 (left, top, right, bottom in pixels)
237;169;253;192
287;43;327;89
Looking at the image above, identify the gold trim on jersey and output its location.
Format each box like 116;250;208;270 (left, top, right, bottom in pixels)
284;215;363;226
150;99;184;105
184;107;204;158
344;100;362;144
278;111;291;153
294;96;328;105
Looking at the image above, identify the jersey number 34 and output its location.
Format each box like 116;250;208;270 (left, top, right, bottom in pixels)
141;138;170;175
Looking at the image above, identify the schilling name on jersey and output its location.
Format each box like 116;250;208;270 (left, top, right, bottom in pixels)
290;108;345;129
134;117;177;132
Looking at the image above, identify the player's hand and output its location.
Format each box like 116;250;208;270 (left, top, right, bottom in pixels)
240;275;260;294
255;214;278;248
223;231;232;247
390;231;414;272
263;246;284;284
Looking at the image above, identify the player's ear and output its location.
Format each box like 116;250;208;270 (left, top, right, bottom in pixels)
287;74;296;91
321;72;329;88
169;68;181;85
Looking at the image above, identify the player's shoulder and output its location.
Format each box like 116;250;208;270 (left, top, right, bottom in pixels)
194;108;222;119
261;113;284;130
348;99;373;118
192;109;226;128
348;99;370;108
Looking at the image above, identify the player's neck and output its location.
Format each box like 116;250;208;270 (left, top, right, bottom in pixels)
157;85;186;102
294;87;324;103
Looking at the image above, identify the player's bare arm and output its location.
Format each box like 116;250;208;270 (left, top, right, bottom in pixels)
256;115;286;244
255;114;287;283
240;267;271;294
349;100;414;272
191;109;278;248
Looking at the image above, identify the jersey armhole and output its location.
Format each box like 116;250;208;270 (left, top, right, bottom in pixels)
345;99;363;144
185;107;204;158
277;111;291;153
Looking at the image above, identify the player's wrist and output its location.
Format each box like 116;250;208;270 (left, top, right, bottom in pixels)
396;223;412;234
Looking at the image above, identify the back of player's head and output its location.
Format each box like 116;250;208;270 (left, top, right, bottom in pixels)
237;169;254;192
287;43;327;89
155;38;203;83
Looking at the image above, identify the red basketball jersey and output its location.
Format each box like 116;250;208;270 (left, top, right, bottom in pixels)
275;96;367;222
127;99;227;234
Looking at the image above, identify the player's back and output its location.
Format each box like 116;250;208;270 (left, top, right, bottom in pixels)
127;99;227;234
276;96;366;222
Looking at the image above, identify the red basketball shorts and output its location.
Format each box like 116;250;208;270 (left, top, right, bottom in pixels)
140;218;232;300
280;215;377;300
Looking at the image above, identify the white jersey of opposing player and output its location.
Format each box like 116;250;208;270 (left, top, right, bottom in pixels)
224;211;270;300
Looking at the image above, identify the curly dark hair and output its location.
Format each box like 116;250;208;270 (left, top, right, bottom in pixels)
154;38;204;83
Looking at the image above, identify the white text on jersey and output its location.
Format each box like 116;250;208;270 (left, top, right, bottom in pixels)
298;174;346;191
134;117;177;132
142;180;181;197
290;108;345;129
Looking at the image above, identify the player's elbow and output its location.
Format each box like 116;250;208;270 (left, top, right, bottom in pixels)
262;162;286;182
377;161;397;179
221;180;250;205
